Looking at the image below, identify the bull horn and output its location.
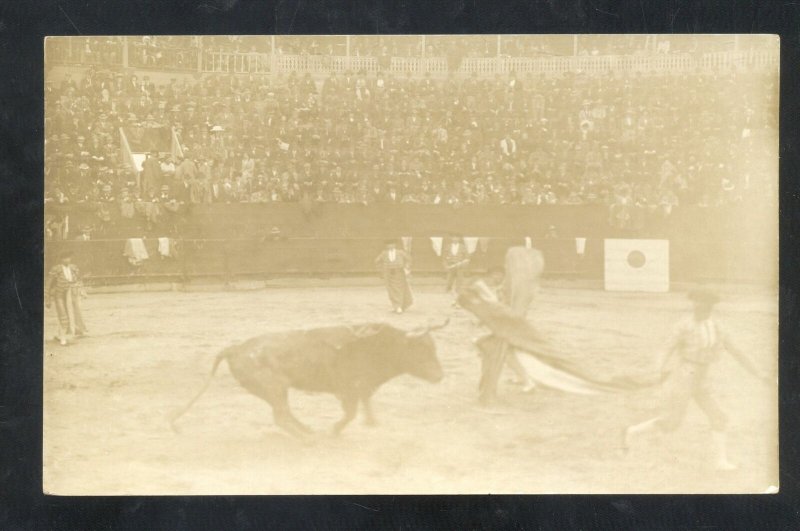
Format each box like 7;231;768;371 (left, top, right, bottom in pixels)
351;323;382;338
405;327;428;339
427;318;450;332
405;318;450;338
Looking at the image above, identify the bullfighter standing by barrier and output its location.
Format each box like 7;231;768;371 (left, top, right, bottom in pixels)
622;289;770;470
375;239;414;314
45;250;88;346
442;233;470;295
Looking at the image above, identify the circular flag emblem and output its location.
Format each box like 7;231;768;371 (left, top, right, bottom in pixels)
627;250;647;269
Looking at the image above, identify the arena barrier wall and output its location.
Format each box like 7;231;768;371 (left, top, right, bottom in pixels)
44;203;775;285
43;235;773;285
44;202;772;240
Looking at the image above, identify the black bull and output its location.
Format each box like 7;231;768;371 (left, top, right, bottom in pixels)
170;320;448;437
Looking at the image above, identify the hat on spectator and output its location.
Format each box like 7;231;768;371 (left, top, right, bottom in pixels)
78;163;90;170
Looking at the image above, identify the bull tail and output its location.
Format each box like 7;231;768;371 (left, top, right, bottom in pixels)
168;349;230;433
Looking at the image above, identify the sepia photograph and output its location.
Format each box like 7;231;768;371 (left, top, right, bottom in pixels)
42;34;778;495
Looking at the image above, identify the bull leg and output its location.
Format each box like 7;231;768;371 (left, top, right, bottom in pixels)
271;400;313;438
361;396;377;427
269;389;314;437
244;380;313;438
333;394;358;435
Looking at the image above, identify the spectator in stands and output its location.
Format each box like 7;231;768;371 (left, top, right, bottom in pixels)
156;184;172;203
175;154;198;190
76;225;92;241
160;155;176;180
140;150;162;200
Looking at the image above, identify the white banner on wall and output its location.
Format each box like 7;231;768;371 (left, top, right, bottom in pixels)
575;237;586;256
429;237;443;256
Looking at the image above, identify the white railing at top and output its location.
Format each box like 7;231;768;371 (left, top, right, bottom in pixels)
203;52;273;74
196;51;777;76
461;52;777;76
200;52;449;75
202;52;382;74
700;50;779;70
389;57;448;74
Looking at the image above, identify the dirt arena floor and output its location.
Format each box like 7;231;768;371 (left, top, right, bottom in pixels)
43;279;778;494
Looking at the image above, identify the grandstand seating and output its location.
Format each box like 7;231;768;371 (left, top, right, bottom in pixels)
44;36;776;236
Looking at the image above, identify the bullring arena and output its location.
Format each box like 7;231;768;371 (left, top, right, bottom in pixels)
43;34;778;494
43;278;777;494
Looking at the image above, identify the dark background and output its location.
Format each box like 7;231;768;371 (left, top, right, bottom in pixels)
2;0;799;528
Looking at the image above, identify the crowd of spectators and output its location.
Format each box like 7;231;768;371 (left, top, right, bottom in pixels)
45;59;776;218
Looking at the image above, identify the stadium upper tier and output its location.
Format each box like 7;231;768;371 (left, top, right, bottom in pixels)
46;36;777;77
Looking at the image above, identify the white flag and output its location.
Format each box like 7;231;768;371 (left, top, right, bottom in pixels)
464;237;479;255
575;237;586;256
430;237;443;257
